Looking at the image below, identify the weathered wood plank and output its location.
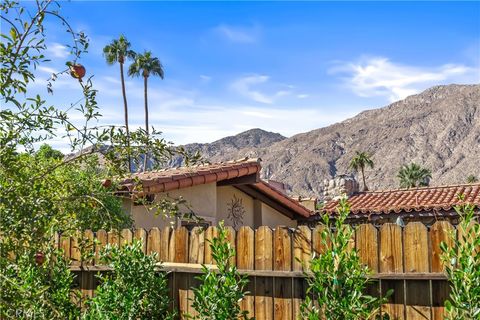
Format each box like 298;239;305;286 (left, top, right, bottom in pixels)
312;224;329;257
171;226;188;263
204;226;218;265
134;228;147;253
160;227;170;262
188;227;205;264
380;223;404;319
356;224;379;273
147;227;161;261
255;226;273;320
404;223;431;319
430;221;454;320
120;228;133;247
225;226;236;266
83;230;94;266
108;229;119;247
95;229;107;264
237;226;254;269
274;227;292;271
293;225;312;271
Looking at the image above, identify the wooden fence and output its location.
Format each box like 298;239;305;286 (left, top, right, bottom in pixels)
59;221;467;320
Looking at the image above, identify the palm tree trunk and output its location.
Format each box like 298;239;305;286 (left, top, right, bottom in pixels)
361;166;368;191
143;75;149;172
119;62;132;172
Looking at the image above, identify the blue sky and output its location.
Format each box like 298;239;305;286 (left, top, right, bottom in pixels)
28;1;480;150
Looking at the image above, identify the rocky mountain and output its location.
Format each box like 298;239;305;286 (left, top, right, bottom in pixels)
183;84;480;197
184;128;286;159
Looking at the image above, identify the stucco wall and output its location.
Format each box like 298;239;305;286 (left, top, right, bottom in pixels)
261;203;297;228
125;183;299;230
216;186;255;228
127;183;217;229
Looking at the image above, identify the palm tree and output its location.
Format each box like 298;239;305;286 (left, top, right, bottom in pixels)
103;35;136;172
466;175;478;184
397;163;432;188
128;51;164;171
349;151;374;191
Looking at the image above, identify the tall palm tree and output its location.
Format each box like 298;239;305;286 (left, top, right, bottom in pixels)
103;35;136;172
349;151;374;191
397;163;432;188
128;51;164;171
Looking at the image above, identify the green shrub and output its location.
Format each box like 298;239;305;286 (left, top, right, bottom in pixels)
301;198;391;320
83;240;174;320
440;199;480;319
0;248;79;319
189;221;252;320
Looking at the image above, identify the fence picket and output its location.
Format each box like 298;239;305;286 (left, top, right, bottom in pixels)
95;229;107;264
237;226;255;317
189;227;205;264
273;227;292;320
404;222;431;319
255;226;273;320
430;221;454;320
147;227;161;260
120;228;132;247
380;223;404;320
134;228;147;253
356;223;379;272
204;226;218;264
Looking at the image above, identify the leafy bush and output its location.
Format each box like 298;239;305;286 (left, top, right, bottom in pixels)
441;199;480;319
301;198;391;320
83;240;174;320
0;248;79;319
190;221;252;320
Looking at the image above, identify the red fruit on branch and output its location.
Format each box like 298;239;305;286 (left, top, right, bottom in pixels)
34;252;45;265
69;63;86;80
101;179;112;188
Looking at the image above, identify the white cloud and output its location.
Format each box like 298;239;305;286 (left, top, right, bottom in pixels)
230;75;294;104
200;75;211;83
330;57;479;102
297;94;309;99
37;66;58;74
214;24;259;43
45;42;70;59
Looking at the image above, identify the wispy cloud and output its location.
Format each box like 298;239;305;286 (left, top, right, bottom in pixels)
230;74;294;104
330;57;479;101
214;24;260;43
45;42;70;59
200;75;211;83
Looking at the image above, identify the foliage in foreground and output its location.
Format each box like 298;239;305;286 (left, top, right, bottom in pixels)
441;198;480;320
1;0;201;315
83;241;174;320
190;221;252;320
301;198;391;320
0;249;78;319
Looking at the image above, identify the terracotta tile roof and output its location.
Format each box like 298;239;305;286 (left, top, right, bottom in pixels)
120;158;261;194
252;181;314;218
323;184;480;215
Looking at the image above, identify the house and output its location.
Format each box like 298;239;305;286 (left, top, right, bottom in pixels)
119;158;313;229
321;183;480;225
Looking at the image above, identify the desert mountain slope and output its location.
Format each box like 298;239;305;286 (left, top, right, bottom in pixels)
184;84;480;196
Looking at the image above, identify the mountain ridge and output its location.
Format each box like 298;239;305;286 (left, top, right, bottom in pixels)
182;84;480;196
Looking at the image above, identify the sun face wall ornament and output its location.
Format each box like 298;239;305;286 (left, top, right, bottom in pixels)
227;194;246;229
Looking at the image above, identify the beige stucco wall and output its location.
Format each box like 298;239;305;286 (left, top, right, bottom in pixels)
261;203;297;228
127;183;217;229
216;186;255;228
124;182;299;230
